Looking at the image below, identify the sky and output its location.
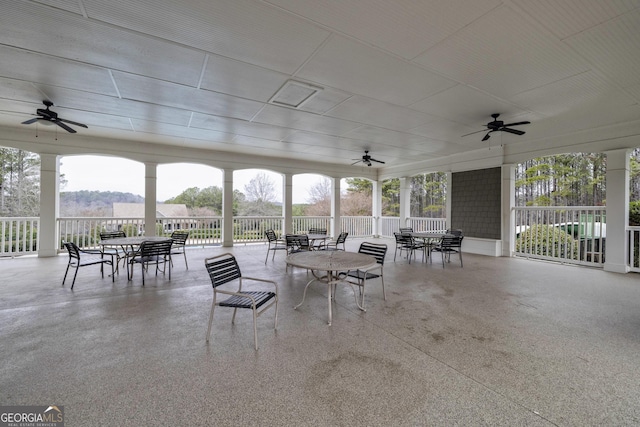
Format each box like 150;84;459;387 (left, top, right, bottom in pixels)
59;155;326;204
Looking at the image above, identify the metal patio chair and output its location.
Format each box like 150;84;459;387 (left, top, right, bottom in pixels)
127;239;173;285
340;242;387;310
99;230;129;272
62;241;114;289
170;230;190;269
285;234;311;254
264;229;287;263
431;234;464;268
393;232;425;263
205;253;278;350
319;231;348;251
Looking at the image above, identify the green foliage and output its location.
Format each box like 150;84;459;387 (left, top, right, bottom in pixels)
516;153;606;206
189;228;220;239
165;186;223;214
382;178;400;216
516;225;579;259
121;224;139;237
629;201;640;226
292;204;307;216
0;147;40;216
345;178;372;194
2;222;37;252
410;173;446;217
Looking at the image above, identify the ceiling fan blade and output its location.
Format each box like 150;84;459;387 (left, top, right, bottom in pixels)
501;127;525;135
502;121;530;127
54;120;77;133
481;132;491;142
461;129;487;137
59;118;88;128
351;160;362;165
370;158;385;164
21;117;39;125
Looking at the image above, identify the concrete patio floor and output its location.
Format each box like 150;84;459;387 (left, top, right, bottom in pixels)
1;237;640;426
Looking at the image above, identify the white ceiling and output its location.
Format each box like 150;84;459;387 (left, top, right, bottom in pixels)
0;0;639;171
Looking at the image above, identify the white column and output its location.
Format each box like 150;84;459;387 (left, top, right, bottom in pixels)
222;169;234;247
445;172;452;231
604;149;630;273
283;173;293;235
501;164;516;257
144;162;157;236
399;177;410;228
372;179;382;237
331;177;341;237
39;153;60;257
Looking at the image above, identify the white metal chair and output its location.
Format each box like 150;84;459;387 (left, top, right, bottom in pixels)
205;253;278;350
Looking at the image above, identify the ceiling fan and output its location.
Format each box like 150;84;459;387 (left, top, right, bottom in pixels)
351;150;385;167
462;113;530;142
21;100;88;133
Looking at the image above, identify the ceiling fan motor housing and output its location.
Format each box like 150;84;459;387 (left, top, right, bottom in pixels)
488;120;503;130
36;108;57;120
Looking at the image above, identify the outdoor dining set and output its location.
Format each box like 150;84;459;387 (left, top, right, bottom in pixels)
61;230;189;289
59;226;463;349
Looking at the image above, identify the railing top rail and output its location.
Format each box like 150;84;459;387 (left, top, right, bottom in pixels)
234;216;284;219
513;206;606;211
0;217;40;220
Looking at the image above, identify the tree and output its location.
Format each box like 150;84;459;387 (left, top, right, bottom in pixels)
305;178;332;216
343;177;401;216
0;148;40;216
239;173;280;216
409;173;446;217
244;172;277;203
342;178;372;215
166;186;200;208
516;153;607;207
165;185;224;215
307;177;332;204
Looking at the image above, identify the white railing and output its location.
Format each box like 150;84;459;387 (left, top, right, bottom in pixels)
9;213;640;270
57;216;223;250
513;207;606;266
0;217;39;256
407;217;447;233
9;212;633;269
340;216;373;237
380;217;400;237
233;216;283;244
292;216;332;234
627;227;640;272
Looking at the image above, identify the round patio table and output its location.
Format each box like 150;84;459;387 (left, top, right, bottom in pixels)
99;236;173;278
286;250;377;325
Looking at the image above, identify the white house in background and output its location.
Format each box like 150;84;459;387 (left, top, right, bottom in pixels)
113;203;190;232
113;203;188;218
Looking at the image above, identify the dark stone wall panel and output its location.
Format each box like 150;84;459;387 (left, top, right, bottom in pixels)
451;168;501;239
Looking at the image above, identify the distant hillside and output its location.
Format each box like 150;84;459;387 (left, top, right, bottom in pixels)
60;190;144;216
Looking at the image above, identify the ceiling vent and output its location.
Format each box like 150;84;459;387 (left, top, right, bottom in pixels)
268;80;322;109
